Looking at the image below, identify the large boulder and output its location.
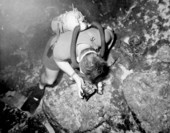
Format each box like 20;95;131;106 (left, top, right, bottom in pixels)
122;70;170;133
122;45;170;133
42;73;133;133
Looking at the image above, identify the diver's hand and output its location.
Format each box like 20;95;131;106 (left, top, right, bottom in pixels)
55;61;84;98
72;73;84;98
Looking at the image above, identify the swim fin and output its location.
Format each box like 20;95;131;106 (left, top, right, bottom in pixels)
21;85;45;114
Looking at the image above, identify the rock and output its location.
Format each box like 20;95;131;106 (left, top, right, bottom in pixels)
1;91;26;108
122;70;170;133
156;45;170;63
42;73;132;133
0;101;48;133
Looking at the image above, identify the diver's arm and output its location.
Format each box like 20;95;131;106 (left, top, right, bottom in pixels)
55;61;76;77
54;60;84;98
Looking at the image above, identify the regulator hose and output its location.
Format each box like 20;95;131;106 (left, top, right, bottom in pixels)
70;25;80;68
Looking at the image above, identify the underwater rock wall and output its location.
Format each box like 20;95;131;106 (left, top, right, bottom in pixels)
114;0;170;132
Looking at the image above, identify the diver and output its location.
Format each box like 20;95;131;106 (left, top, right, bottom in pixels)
21;8;115;114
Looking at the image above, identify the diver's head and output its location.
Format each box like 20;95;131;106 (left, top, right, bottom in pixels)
78;48;109;83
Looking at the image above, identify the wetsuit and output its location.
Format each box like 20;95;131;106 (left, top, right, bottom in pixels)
43;28;113;70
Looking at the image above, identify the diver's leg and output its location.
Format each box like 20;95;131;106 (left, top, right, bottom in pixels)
39;67;60;89
21;67;59;114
